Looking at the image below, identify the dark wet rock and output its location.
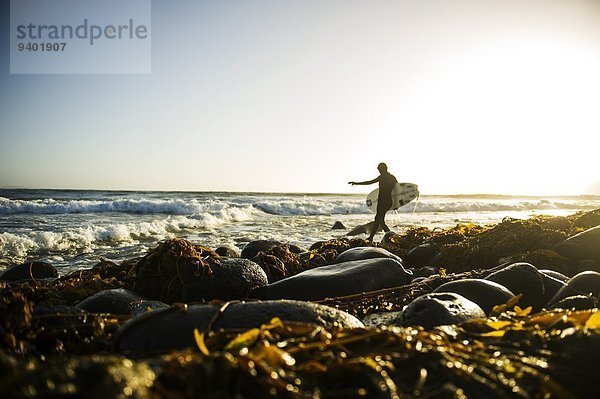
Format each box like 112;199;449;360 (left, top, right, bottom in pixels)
214;245;241;258
331;221;346;230
114;300;364;354
252;258;413;301
130;300;170;316
539;269;568;305
362;311;402;328
554;226;600;263
0;261;58;282
241;240;305;259
346;222;377;236
549;271;600;305
539;269;569;283
411;266;439;278
335;246;402;264
33;305;86;317
553;295;598;310
400;293;485;329
134;255;268;303
75;289;145;315
404;243;438;268
485;262;545;309
573;209;600;229
381;231;401;245
433;279;516;314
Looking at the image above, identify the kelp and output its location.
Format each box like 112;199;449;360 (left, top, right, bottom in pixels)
380;223;486;259
133;238;221;302
161;307;600;398
251;238;372;282
317;265;504;318
3;307;599;398
435;216;577;273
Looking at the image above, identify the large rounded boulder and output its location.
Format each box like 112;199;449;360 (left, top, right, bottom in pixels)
553;226;600;263
433;279;515;314
539;269;568;305
133;239;268;303
0;261;58;282
485;263;545;309
252;258;413;301
403;243;439;268
335;246;402;264
400;292;485;329
75;289;146;315
549;271;600;305
114;300;364;354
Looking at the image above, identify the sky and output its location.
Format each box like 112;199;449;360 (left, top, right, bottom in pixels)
1;0;599;195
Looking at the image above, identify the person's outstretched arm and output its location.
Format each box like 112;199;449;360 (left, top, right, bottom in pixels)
348;176;380;186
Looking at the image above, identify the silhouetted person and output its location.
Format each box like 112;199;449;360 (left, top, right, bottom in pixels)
349;163;397;241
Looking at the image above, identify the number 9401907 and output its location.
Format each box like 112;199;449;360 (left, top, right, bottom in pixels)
17;42;66;51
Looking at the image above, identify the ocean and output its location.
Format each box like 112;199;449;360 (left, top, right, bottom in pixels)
1;189;599;274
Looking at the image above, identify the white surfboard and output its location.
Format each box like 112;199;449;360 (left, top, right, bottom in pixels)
366;183;419;213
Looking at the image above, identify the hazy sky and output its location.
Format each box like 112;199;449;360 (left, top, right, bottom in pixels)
1;0;599;195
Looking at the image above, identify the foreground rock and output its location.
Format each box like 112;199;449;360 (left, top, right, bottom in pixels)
114;300;364;353
554;226;600;264
133;239;268;303
335;246;402;263
214;244;241;258
549;271;600;305
252;258;413;301
404;243;439;268
76;289;145;315
434;278;515;314
539;269;568;305
485;262;545;309
0;261;58;282
400;293;485;329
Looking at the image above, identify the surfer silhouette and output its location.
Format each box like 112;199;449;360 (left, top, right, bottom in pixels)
349;163;398;241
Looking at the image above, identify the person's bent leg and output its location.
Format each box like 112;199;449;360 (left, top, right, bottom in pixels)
368;215;382;241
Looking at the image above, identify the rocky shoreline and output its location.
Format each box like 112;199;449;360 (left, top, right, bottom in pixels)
1;209;600;398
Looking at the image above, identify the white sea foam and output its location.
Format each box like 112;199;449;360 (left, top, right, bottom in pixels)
0;206;257;263
0;197;242;215
1;195;599;217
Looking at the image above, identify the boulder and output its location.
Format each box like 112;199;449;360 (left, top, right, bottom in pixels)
549;271;600;305
362;311;403;328
552;295;598;311
75;289;145;315
485;262;545;309
131;300;170;316
400;292;485;329
252;258;413;301
335;246;402;264
133;240;268;303
0;261;58;282
433;279;515;314
404;243;439;268
411;266;439;279
331;221;346;230
554;226;600;263
114;300;364;354
214;245;241;258
539;269;568;305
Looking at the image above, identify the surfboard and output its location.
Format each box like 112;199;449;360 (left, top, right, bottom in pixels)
366;183;419;213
